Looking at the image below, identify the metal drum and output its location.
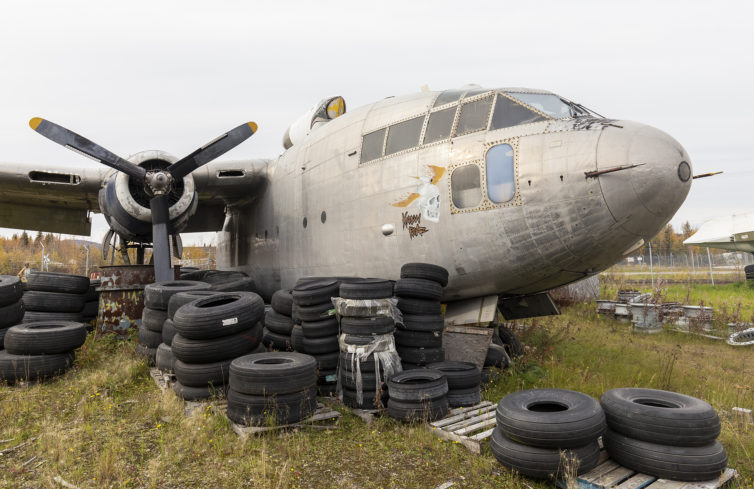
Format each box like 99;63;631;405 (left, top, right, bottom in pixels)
614;303;631;322
630;302;662;333
683;305;715;332
96;265;157;335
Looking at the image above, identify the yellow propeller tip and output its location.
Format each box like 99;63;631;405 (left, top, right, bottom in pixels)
29;117;43;130
247;122;258;133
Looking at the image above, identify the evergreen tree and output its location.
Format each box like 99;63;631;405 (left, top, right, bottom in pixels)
20;231;29;247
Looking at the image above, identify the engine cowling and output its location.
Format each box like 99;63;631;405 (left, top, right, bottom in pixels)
98;150;198;242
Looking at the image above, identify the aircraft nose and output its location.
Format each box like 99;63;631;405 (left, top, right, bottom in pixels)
596;121;692;238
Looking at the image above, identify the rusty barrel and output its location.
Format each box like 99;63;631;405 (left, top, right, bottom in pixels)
96;265;156;335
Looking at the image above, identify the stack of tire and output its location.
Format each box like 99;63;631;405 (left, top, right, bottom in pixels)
426;361;481;407
386;369;449;421
746;264;754;282
0;276;25;348
601;388;727;482
0;321;86;384
226;352;318;426
291;279;341;395
483;326;524;384
170;291;265;400
81;279;100;326
338;278;398;409
263;289;295;352
181;269;256;293
394;263;448;369
138;281;211;365
491;389;604;479
22;272;90;324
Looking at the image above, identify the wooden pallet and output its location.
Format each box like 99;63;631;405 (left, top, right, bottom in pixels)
427;401;497;454
556;451;738;489
230;402;342;437
148;367;175;392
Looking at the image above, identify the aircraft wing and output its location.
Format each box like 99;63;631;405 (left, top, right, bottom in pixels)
683;213;754;253
0;158;270;236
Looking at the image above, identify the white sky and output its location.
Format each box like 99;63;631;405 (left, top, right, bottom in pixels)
0;0;752;245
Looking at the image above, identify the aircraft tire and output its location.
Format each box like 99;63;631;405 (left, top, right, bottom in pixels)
400;314;444;332
342;386;387;410
167;290;221;319
81;301;99;321
137;324;163;348
0;276;24;307
397;346;444;365
603;429;727;482
396;298;442;315
0;350;74;384
301;317;339;338
173;380;227;401
496;388;606;448
339;279;394;300
229;351;317;396
26;272;89;295
426;361;480;389
313;351;339;371
745;264;754;280
387;369;448;402
394;329;442;348
22;291;86;313
263;329;292;351
291;324;305;352
497;326;524;358
485;344;510;368
600;388;720;446
134;344;157;365
155;343;176;373
340;316;395;335
0;327;7;349
162;319;177;346
84;281;100;302
295;302;335;322
173;292;263;340
144;280;212;310
171;324;262;364
340;352;378;372
142;307;168;332
387;397;448;422
174;357;233;387
340;369;379;391
292;279;339;306
265;310;295;335
301;335;339;355
400;263;449;287
394;278;443;301
226;386;317;426
22;311;83;323
3;321;87;355
0;300;25;329
209;276;256;293
271;289;294;316
490;428;600;479
447;386;482;407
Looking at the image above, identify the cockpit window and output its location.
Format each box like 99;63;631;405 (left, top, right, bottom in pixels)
490;94;547;130
455;95;493;137
385;115;425;156
505;92;573;119
433;89;464;107
360;128;386;163
423;107;456;144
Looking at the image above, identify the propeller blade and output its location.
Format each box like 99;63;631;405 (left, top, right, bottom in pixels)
29;118;147;181
150;194;174;282
168;122;257;179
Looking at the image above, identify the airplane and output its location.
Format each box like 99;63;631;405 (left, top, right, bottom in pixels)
683;213;754;253
0;85;693;319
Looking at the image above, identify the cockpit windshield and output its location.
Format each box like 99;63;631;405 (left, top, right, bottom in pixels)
505;92;574;118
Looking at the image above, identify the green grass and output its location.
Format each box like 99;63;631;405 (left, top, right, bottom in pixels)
1;298;753;488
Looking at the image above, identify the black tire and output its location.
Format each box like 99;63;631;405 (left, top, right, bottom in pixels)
291;324;305;352
496;388;606;448
396;297;442;315
401;362;425;371
387;369;448;402
155;343;176;373
426;361;480;389
400;263;449;287
301;335;339;355
171;324;262;363
0;327;8;349
295;302;335;321
340;352;379;373
229;352;317;396
167;290;221;319
498;326;524;358
394;278;443;300
0;300;25;328
23;311;83;323
342;334;380;346
394;329;442;348
173;381;227;401
318;368;338;385
388;397;449;422
144;280;211;310
265;310;295;336
162;319;177;346
340;316;395;335
292;279;339;306
174;358;233;387
209;276;256;293
26;272;89;294
342;386;388;410
313;351;339;371
301;317;339;338
447;387;482;407
4;321;87;355
134;344;157;365
0;350;74;383
84;281;100;302
0;276;24;307
172;292;264;340
263;329;292;351
138;324;163;348
490;429;600;479
600;388;721;446
226;386;318;426
339;279;394;300
142;307;168;332
341;369;384;391
485;343;510;368
604;428;727;482
198;270;248;285
81;301;98;320
397;346;444;365
22;291;85;313
400;314;444;332
745;264;754;280
271;289;293;316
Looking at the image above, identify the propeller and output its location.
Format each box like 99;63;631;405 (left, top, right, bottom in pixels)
30;118;257;282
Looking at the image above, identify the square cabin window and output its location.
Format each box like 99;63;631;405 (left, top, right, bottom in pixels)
385;116;425;156
451;164;482;209
454;96;493;137
360;128;386;163
423;107;456;144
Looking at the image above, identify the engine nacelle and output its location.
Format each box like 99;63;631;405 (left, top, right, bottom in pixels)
98;150;198;242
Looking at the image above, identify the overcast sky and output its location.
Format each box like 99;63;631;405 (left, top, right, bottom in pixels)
0;0;752;245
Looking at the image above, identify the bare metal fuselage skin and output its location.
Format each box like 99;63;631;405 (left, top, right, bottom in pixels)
217;89;692;301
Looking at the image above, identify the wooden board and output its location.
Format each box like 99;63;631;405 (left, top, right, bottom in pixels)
427;401;496;454
149;367;174;392
230;403;342;437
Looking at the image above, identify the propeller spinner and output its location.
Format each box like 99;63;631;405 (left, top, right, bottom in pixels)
29;118;257;282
